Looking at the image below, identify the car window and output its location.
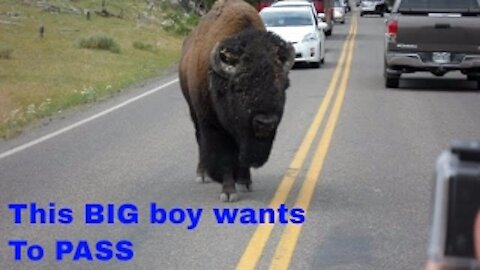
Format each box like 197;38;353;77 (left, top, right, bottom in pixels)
398;0;480;13
261;10;314;26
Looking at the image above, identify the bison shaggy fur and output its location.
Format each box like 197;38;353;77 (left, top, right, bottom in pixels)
179;0;295;202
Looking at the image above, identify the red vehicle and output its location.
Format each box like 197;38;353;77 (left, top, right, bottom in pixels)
255;0;275;11
256;0;334;36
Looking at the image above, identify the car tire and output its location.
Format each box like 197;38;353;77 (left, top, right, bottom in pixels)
384;61;400;88
360;12;364;16
325;29;332;36
467;75;480;89
311;61;320;68
385;77;399;88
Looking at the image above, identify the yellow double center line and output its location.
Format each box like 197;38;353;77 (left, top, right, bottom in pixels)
236;16;358;270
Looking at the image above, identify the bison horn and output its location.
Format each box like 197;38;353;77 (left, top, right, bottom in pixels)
210;42;238;78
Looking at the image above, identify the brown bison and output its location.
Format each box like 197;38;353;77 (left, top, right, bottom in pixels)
179;0;294;202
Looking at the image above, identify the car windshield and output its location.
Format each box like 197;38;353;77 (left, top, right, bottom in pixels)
275;3;310;7
261;10;313;26
398;0;480;13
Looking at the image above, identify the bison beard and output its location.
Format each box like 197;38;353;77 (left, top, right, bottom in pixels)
179;0;294;202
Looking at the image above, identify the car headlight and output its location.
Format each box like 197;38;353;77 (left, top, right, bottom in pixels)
302;33;318;42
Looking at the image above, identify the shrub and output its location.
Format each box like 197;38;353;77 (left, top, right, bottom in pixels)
77;35;120;53
133;41;156;52
161;12;200;36
0;47;14;59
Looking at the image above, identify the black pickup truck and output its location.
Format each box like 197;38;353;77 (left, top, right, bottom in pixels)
384;0;480;89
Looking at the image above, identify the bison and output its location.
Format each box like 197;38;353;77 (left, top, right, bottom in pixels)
179;0;294;202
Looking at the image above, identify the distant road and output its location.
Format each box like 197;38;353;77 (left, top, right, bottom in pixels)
1;11;479;270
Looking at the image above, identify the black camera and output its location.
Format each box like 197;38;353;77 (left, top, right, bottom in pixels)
429;141;480;269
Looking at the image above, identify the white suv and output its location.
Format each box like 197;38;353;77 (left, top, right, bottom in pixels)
360;0;386;17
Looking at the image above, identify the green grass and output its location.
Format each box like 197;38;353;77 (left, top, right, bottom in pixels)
0;0;198;139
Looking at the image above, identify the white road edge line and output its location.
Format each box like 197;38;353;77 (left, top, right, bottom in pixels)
0;78;179;160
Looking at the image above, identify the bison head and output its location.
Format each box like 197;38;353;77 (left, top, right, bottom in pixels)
208;29;294;168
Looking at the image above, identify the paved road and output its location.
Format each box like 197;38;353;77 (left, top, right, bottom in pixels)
1;11;479;270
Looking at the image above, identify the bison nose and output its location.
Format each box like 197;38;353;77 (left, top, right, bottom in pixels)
252;114;279;138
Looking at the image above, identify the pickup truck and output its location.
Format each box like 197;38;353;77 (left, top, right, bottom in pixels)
384;0;480;89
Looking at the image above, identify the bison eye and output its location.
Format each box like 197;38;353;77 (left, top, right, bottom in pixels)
220;48;239;66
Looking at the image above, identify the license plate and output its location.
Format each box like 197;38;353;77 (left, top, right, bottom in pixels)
432;52;451;64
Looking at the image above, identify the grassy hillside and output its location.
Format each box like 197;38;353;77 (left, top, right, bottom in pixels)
0;0;198;139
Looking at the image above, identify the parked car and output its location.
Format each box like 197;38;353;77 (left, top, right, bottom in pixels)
273;0;334;36
260;6;327;67
384;0;480;89
333;0;346;23
360;0;386;17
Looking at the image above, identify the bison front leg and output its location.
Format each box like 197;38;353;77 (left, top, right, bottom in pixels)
235;167;252;192
200;125;239;202
220;171;238;202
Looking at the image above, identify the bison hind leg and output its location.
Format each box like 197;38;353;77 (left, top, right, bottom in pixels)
235;167;252;192
195;162;213;183
195;173;213;183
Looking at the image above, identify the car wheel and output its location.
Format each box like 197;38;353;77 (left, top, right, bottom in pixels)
321;57;325;64
341;20;345;24
360;12;364;16
385;77;399;88
380;12;384;17
467;75;480;89
325;29;332;36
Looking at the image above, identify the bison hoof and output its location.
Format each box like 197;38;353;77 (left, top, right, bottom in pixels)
220;192;238;202
236;183;252;192
195;174;212;183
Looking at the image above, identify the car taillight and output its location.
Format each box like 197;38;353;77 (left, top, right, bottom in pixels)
387;19;398;39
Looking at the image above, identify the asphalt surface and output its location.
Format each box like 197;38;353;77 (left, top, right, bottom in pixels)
1;11;480;270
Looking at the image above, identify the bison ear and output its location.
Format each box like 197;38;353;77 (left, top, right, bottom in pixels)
210;42;240;79
278;42;295;73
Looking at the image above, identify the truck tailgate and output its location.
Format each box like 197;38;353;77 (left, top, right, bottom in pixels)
394;15;480;53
